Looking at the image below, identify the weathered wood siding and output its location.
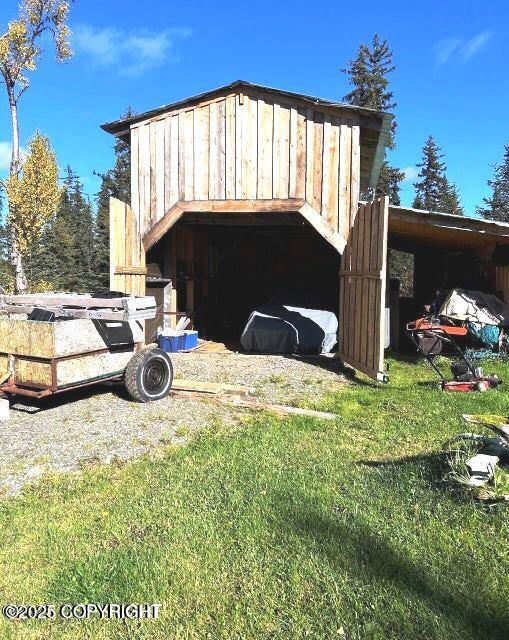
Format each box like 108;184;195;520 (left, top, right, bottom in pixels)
130;90;361;239
110;197;146;296
339;197;389;382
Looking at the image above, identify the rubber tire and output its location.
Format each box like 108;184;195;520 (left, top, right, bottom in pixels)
125;347;173;402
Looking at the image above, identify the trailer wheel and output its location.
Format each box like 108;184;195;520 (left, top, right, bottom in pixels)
125;348;173;402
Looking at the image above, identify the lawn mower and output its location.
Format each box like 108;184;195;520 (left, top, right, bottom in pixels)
406;316;502;392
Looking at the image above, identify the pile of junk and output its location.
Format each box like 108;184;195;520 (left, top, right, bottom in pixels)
407;288;509;391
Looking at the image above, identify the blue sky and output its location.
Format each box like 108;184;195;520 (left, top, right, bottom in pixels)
0;0;507;217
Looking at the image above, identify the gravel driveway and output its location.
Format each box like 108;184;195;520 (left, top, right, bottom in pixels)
0;351;345;496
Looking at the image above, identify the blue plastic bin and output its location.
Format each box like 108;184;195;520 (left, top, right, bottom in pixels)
181;330;198;350
158;330;198;353
158;334;184;353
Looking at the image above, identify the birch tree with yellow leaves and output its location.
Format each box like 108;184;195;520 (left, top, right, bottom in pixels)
6;132;60;288
0;0;72;291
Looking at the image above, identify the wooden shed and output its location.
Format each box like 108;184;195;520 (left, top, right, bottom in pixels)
386;206;509;348
101;80;395;381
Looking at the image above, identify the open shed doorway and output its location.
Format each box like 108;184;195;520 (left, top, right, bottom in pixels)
147;220;341;346
388;208;503;352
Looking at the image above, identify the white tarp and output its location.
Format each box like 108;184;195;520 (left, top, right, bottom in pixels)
439;288;509;326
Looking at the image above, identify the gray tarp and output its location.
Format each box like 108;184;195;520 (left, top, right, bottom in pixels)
240;305;338;354
439;288;509;326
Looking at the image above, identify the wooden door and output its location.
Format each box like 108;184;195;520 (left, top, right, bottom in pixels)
109;197;147;296
339;197;389;382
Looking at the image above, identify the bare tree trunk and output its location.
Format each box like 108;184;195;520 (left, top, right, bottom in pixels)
7;84;27;292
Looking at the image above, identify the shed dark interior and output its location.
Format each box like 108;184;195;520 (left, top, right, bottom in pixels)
147;220;340;343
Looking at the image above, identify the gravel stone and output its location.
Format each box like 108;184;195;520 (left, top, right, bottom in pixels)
0;351;345;496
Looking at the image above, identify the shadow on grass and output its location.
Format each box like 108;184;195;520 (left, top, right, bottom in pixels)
282;500;508;638
356;451;479;507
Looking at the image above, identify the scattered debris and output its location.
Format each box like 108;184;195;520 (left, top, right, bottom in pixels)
170;376;338;420
446;414;509;499
218;395;338;421
466;453;500;486
171;378;255;397
0;292;156;321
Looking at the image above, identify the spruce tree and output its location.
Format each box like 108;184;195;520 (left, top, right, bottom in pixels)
342;34;404;203
412;135;445;211
441;180;464;216
68;170;95;290
477;143;509;222
412;135;463;215
94;112;132;290
28;166;95;291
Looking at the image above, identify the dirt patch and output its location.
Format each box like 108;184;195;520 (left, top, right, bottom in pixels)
0;351;345;496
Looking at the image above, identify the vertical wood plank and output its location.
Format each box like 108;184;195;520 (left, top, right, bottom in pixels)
184;110;194;200
225;95;236;199
272;103;281;197
321;116;331;218
178;111;186;200
312;112;324;212
164;117;171;212
130;126;140;227
338;122;350;238
289;107;298;198
235;95;243;198
353;206;365;361
376;198;389;372
169;114;179;209
241;96;258;199
194;105;209;200
360;202;372;367
257;99;273;199
149;121;157;225
139;123;151;236
208;102;218;199
328;118;340;231
216;99;226;199
368;201;379;371
305;109;314;205
155;119;165;221
278;106;290;199
295;108;306;199
350;124;360;227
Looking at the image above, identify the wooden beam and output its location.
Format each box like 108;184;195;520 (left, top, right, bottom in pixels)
143;203;185;251
143;199;348;253
114;266;148;276
143;199;306;250
298;203;347;253
182;198;305;213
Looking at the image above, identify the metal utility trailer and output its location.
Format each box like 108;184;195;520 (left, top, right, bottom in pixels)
0;293;173;407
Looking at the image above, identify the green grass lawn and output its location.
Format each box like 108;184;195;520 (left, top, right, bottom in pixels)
1;358;509;639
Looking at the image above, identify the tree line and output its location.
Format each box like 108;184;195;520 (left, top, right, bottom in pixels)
341;34;508;222
1;4;508;295
0;132;130;293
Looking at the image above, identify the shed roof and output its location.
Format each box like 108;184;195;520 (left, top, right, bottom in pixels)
388;205;509;250
101;80;393;191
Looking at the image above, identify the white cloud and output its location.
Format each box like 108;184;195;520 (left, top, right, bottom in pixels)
0;142;11;171
73;24;192;78
433;31;492;67
461;30;492;60
402;166;418;183
433;38;462;67
0;142;28;174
